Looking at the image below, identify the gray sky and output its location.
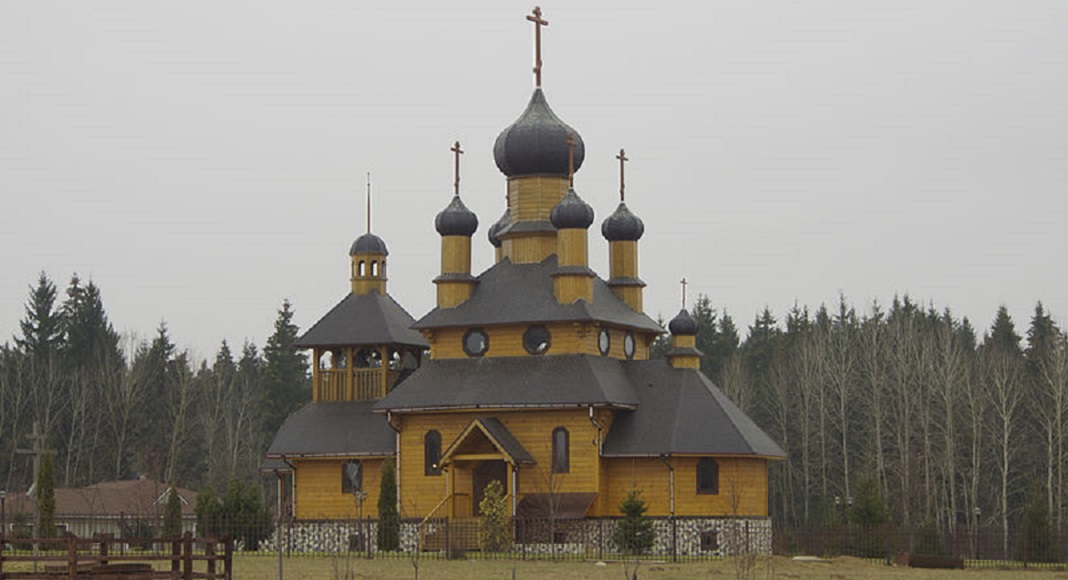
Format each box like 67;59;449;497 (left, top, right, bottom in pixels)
2;1;1066;359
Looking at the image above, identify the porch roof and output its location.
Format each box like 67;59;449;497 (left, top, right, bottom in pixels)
440;417;535;466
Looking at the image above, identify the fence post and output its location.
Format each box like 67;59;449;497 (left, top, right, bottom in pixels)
206;537;217;579
67;535;77;580
182;531;193;580
172;536;181;579
99;536;109;567
598;519;603;561
671;517;677;562
224;535;233;580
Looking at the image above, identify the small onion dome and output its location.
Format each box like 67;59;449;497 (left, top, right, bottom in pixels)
668;308;699;336
350;233;388;256
601;202;645;242
488;209;509;248
494;89;585;178
550;188;595;230
434;195;479;237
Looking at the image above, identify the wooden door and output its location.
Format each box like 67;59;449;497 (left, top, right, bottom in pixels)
472;460;507;516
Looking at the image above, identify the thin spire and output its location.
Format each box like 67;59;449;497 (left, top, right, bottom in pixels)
681;277;688;309
526;6;548;88
365;172;371;234
616;148;629;202
450;140;464;196
566;132;576;187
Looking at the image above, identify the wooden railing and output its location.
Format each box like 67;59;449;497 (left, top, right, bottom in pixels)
0;532;231;580
317;368;396;401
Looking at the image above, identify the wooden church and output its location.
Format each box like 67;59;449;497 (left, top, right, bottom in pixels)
266;7;784;554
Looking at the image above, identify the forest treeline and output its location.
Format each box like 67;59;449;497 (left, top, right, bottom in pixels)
0;272;309;496
3;271;1067;544
651;293;1068;544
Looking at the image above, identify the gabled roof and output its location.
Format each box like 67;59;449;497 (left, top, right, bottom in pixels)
602;360;786;458
266;401;395;458
373;354;639;412
412;256;662;333
1;479;198;518
295;292;429;349
440;417;535;466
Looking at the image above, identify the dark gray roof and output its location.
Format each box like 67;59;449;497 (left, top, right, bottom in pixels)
266;401;395;458
487;209;509;248
295;292;429;349
602;360;786;458
412;256;662;333
668;308;699;335
441;417;535;465
494;89;584;178
435;195;479;237
350;233;388;255
550;188;595;230
601;202;645;242
373;354;639;412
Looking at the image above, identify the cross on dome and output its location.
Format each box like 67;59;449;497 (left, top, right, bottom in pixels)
526;6;549;87
451;141;464;196
616;148;629;202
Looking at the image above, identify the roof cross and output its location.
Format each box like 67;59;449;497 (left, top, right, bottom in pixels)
365;173;372;234
526;6;549;87
616;148;629;202
681;278;688;309
451;141;464;196
566;133;576;187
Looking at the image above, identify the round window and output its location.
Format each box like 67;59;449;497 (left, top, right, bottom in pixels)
463;328;489;357
623;332;636;360
523;326;551;355
598;329;611;356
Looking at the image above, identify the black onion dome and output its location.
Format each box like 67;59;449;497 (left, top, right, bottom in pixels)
494;89;585;178
488;209;509;248
601;202;645;241
668;308;699;336
350;233;388;256
550;188;595;230
434;195;479;236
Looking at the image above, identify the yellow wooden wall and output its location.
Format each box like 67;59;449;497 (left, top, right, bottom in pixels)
599;456;768;518
293;457;388;520
425;323;653;361
396;409;602;519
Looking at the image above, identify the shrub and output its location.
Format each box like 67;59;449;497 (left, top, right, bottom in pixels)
478;480;512;553
377;461;400;551
613;489;655;556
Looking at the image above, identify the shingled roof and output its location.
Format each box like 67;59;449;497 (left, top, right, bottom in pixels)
295;292;428;349
603;360;786;458
266;401;395;458
412;256;662;333
373;354;639;412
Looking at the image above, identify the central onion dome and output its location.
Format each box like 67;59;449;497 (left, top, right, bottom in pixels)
494;89;585;178
350;233;388;255
550;188;595;229
601;202;645;242
435;195;479;237
668;308;699;336
488;209;510;247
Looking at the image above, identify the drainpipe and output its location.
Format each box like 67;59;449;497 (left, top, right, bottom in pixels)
660;454;676;560
387;412;401;514
588;406;604;454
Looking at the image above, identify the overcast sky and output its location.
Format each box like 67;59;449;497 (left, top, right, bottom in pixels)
2;1;1066;359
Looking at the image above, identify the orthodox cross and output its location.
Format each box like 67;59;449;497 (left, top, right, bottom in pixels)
566;133;576;187
15;422;51;491
616;148;629;202
681;278;689;308
365;172;372;234
451;141;464;196
526;6;548;87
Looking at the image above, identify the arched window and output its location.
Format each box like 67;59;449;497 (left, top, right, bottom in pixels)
424;430;442;476
552;427;569;473
371;260;379;276
342;460;362;493
697;458;719;495
358;261;366;276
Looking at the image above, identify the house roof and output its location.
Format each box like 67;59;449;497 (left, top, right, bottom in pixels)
1;479;198;518
440;417;535;466
602;360;786;458
412;256;662;333
295;292;429;349
373;354;639;412
265;401;396;458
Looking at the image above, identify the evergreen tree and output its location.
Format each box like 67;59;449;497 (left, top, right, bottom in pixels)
612;490;654;555
15;272;64;360
61;277;122;371
649;315;671;359
162;486;183;538
37;452;56;538
377;461;400;551
849;477;890;527
260;300;309;436
477;480;511;553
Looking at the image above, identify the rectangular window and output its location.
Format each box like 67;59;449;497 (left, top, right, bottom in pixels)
552;427;569;473
342;460;362;494
697;458;719;495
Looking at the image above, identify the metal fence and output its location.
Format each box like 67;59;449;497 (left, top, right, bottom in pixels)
4;516;1066;568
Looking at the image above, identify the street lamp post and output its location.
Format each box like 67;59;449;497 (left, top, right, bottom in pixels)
1;489;7;547
973;506;982;560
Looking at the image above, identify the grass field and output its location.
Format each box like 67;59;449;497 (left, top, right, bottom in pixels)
230;554;1068;579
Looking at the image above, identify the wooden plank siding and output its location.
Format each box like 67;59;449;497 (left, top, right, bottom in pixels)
426;323;653;361
396;409;602;519
600;456;768;518
293;457;388;519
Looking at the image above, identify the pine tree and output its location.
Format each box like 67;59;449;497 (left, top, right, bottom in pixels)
15;272;64;361
260;300;309;436
377;461;400;551
477;480;511;553
612;490;654;556
37;452;57;538
163;486;183;538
